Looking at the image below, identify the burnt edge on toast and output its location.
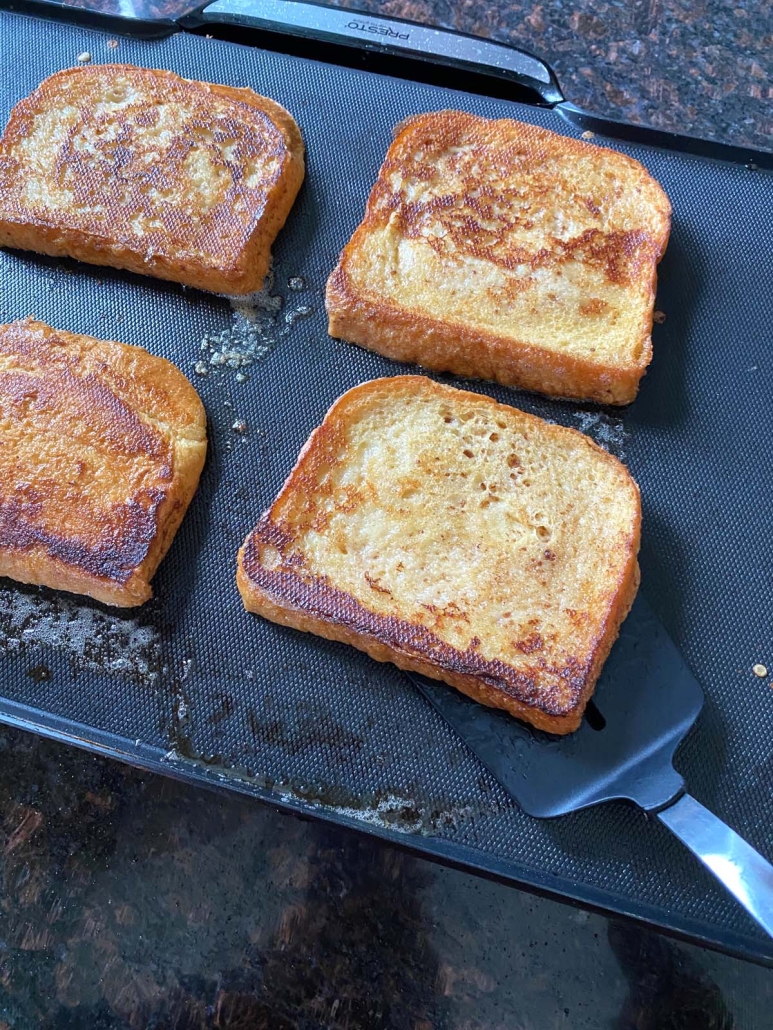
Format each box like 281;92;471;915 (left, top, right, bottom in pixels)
237;377;641;734
326;111;672;405
239;524;639;733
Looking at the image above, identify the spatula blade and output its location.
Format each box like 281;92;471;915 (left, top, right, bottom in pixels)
408;594;704;817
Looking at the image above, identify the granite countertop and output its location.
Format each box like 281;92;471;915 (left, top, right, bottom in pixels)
0;2;772;1028
328;0;772;152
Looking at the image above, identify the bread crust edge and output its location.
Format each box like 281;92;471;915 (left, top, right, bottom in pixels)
327;263;654;406
0;438;206;608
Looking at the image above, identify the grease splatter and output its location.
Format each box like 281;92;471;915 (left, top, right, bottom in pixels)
571;410;629;460
0;585;164;684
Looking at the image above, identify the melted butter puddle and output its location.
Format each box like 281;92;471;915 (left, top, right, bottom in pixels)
194;272;313;383
571;409;629;460
0;584;164;684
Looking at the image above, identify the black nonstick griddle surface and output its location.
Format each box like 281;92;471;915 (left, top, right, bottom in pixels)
1;10;772;963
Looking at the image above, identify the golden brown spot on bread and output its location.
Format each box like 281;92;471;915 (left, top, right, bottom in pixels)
579;298;610;317
364;572;392;595
514;632;544;654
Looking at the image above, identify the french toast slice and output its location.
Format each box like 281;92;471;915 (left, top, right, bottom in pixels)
327;111;671;405
0;64;304;294
237;376;640;733
0;318;207;607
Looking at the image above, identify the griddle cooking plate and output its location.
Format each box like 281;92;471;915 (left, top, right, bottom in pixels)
0;10;772;962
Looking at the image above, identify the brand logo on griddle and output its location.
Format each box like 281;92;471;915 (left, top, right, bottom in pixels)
347;19;410;41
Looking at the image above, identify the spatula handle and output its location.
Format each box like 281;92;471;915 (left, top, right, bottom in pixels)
658;793;773;938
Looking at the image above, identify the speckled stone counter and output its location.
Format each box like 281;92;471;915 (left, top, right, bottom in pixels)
0;2;771;1027
327;0;772;153
2;728;772;1029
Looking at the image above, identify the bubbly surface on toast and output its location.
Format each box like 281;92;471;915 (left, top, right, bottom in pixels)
0;319;206;603
0;65;301;279
336;112;670;367
242;377;640;717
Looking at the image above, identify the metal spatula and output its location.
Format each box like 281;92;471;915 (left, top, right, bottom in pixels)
409;595;773;938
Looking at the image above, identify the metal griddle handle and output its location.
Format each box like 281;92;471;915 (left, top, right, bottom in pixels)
658;793;773;939
190;0;564;105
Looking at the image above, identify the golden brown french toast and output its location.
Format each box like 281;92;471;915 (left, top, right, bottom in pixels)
0;318;207;607
327;111;671;404
237;376;640;733
0;64;304;294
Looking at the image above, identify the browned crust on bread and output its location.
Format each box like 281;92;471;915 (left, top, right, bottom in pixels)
237;376;641;733
327;264;649;406
0;318;207;606
0;65;305;294
326;111;671;405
